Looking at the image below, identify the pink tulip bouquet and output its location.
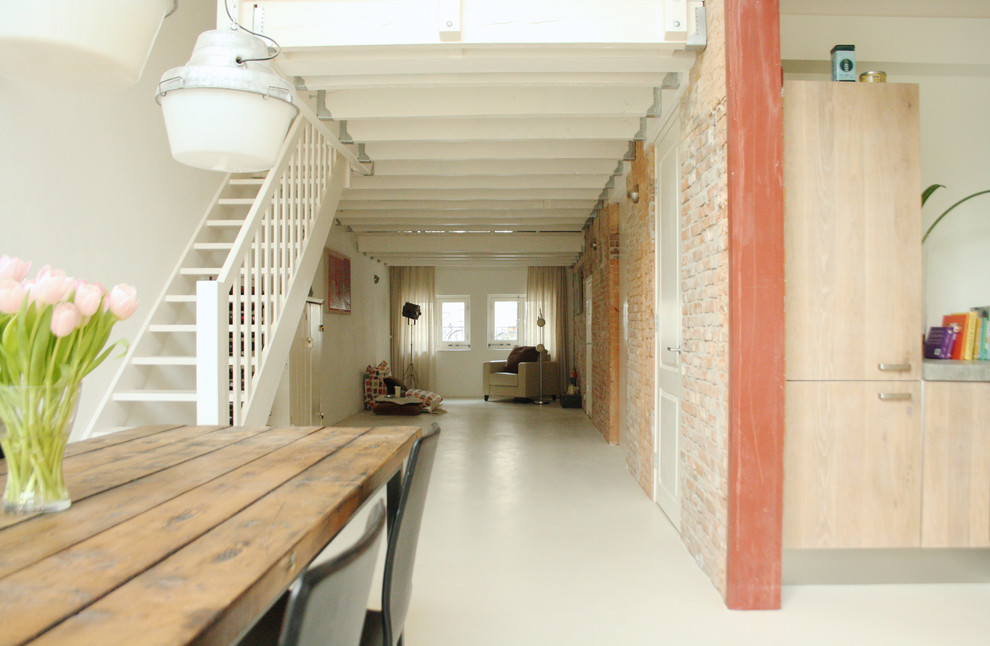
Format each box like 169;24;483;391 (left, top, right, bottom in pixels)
0;255;138;513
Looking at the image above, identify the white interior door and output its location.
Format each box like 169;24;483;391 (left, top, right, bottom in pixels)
654;119;683;530
584;275;593;418
287;299;324;425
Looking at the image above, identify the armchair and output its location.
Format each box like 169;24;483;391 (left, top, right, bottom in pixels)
483;349;559;402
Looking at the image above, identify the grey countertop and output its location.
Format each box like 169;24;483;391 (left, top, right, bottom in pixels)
923;359;990;382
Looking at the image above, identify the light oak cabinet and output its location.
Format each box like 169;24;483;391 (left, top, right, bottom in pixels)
783;81;923;548
784;81;921;382
783;381;922;548
921;382;990;547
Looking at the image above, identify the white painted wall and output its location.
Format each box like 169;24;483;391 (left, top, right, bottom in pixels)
316;228;392;423
434;266;528;397
0;3;220;435
914;76;990;328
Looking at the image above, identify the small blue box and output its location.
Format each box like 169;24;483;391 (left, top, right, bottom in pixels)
830;44;856;82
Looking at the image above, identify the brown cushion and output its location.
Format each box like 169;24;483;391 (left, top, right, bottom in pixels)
503;345;539;373
372;399;422;415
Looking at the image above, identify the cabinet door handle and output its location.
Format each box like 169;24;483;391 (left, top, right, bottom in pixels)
877;392;912;401
666;346;682;353
877;363;911;372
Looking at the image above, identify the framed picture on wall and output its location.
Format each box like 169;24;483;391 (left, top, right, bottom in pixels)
326;250;351;313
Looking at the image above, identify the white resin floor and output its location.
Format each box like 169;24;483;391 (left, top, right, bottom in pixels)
335;398;990;646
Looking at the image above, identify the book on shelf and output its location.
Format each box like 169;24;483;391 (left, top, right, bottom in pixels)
941;313;971;360
972;306;990;360
924;326;958;360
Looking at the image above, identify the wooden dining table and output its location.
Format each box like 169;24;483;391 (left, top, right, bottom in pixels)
0;423;421;646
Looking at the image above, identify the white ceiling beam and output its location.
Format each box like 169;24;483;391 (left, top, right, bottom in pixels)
362;140;629;161
338;199;593;211
253;0;683;48
280;50;692;79
338;208;587;220
348;174;609;191
367;256;580;268
345;116;642;142
372;159;618;176
345;221;585;233
356;232;583;255
299;72;675;91
319;86;655;119
372;256;578;268
341;188;603;201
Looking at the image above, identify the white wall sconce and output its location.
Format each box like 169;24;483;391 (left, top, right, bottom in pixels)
0;0;176;88
156;28;298;173
627;185;641;203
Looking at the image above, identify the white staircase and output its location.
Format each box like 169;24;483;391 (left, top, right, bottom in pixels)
85;113;356;436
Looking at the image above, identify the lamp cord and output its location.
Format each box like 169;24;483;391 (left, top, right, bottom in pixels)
224;0;281;64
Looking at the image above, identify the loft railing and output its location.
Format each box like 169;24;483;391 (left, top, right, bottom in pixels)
196;106;362;425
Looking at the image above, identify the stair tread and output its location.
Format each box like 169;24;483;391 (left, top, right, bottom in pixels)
131;356;197;365
180;268;222;275
113;390;197;402
229;178;265;186
218;198;255;205
148;324;196;332
206;220;246;227
193;243;234;250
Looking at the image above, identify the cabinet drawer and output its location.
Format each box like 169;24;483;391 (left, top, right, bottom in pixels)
784;380;922;548
922;382;990;547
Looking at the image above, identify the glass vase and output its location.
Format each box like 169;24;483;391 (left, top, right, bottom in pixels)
0;382;81;514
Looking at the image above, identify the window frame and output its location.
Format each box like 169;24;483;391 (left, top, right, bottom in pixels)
436;295;471;350
487;294;525;349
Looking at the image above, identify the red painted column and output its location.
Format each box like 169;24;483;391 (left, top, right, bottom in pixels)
724;0;785;609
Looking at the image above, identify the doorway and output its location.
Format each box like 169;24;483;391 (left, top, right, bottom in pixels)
654;117;682;530
584;275;593;418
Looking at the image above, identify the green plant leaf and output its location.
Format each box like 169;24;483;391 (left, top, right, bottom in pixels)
921;183;945;207
922;188;990;244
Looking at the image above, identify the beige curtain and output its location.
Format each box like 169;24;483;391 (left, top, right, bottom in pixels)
526;266;570;393
389;266;436;392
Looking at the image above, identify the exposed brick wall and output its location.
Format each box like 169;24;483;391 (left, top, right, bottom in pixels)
678;0;730;598
577;206;620;445
618;141;657;495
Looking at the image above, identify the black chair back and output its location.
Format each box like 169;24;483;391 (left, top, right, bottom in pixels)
381;423;441;646
237;502;386;646
279;501;387;646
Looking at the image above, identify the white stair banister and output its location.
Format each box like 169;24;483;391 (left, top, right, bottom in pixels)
196;279;226;425
197;114;348;425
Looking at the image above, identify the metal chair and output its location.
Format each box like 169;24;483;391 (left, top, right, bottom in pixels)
237;501;387;646
359;423;441;646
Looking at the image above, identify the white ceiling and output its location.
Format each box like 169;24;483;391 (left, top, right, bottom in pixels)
246;0;985;267
245;0;701;267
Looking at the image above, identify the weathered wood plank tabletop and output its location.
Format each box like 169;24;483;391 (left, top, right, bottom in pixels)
0;424;420;646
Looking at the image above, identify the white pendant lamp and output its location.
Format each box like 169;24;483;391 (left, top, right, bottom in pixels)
0;0;176;88
156;28;299;173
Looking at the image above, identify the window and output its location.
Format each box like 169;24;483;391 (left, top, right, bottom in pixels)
487;294;524;349
437;296;470;349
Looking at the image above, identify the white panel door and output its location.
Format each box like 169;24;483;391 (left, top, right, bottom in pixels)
654;120;682;530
